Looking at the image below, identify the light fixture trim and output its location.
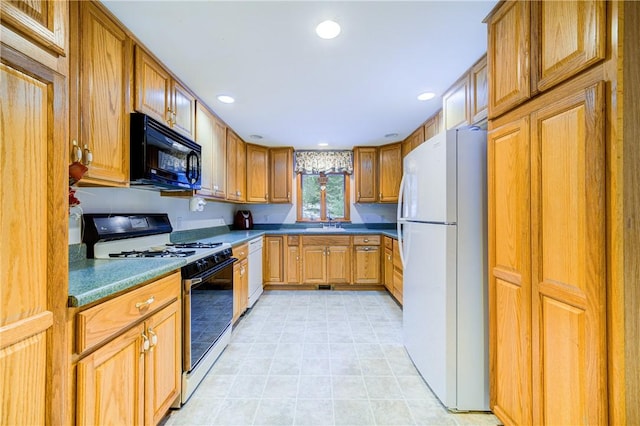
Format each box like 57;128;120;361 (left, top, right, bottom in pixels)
318;142;329;147
384;133;399;138
316;20;341;40
249;134;263;140
417;92;436;101
217;94;235;104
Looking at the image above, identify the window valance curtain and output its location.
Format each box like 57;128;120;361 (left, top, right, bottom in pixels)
294;150;354;175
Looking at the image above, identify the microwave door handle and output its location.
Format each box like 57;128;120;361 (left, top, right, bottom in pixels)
186;151;200;184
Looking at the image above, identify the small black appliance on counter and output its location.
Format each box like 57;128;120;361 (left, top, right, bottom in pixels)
234;210;253;230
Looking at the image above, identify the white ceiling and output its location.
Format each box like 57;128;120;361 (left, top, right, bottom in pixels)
102;1;496;149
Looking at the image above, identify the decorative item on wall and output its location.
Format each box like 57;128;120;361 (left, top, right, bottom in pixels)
69;161;88;210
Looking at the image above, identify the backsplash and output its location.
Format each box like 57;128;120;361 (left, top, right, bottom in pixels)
69;183;398;244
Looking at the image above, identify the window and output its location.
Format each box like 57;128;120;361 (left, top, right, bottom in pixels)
297;172;350;222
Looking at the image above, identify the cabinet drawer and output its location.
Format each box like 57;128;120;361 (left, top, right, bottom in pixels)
392;239;403;270
233;243;249;261
287;235;299;245
301;235;351;246
76;272;181;353
353;235;380;245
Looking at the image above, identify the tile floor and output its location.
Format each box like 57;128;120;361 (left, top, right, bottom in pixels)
162;290;501;426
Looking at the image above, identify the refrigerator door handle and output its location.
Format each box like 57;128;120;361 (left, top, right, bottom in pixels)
397;175;406;268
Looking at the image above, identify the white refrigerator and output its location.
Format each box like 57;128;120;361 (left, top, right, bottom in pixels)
397;127;489;411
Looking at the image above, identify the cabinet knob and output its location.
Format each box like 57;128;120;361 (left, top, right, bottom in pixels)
148;328;158;349
82;144;93;166
71;140;82;163
364;247;370;251
363;239;369;243
141;333;150;353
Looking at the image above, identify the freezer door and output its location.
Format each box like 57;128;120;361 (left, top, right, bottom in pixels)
402;131;457;223
402;222;457;408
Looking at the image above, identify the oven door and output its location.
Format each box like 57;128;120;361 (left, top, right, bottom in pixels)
183;257;236;373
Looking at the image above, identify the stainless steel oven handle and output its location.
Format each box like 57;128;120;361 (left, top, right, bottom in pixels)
184;277;202;290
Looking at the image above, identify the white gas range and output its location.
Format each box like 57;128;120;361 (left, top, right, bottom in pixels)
83;213;236;406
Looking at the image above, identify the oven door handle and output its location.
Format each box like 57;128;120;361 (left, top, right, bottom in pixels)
184;277;202;291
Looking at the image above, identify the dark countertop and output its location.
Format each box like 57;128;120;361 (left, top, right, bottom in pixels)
68;226;398;308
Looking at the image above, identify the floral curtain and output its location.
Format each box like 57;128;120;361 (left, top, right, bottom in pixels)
294;150;353;174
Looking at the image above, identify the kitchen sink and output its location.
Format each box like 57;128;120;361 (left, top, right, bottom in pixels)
304;227;347;232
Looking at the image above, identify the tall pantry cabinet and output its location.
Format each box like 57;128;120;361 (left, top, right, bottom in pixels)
0;1;69;425
485;1;639;425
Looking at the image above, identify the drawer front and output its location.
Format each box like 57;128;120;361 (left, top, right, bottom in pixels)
233;243;249;261
301;235;351;246
76;271;181;354
353;235;380;245
287;235;299;245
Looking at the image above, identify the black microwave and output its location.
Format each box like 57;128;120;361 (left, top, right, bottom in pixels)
130;112;201;191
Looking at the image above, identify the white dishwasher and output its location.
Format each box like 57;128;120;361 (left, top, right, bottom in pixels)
247;237;263;308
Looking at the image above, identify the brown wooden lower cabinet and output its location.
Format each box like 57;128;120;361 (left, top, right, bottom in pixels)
353;235;381;285
301;236;351;285
74;272;181;426
392;239;403;303
233;243;249;322
263;236;285;285
286;236;301;284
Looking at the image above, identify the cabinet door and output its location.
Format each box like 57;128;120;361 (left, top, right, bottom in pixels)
195;102;215;196
226;129;239;201
384;247;393;292
423;110;442;142
353;246;380;284
146;300;181;425
354;147;377;202
488;117;532;426
246;144;269;203
263;236;284;284
471;54;488;124
0;0;66;56
270;147;293;203
0;56;67;426
378;143;402;203
236;138;247;202
326;245;351;284
233;259;248;321
134;46;171;126
171;80;196;139
76;324;145;426
530;82;606;425
286;245;301;284
72;1;130;186
443;73;470;130
487;0;531;118
301;246;327;284
212;118;227;199
408;126;425;151
536;1;605;92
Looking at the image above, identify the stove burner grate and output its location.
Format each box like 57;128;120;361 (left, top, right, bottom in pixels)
109;249;196;258
167;242;223;249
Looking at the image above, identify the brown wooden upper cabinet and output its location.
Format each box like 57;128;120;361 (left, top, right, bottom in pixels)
134;46;196;139
423;110;443;142
443;73;471;130
403;126;424;157
195;103;227;199
269;147;293;203
470;55;488;123
0;0;66;57
69;1;131;187
485;0;605;118
378;143;402;203
354;147;378;203
226;129;246;202
246;144;269;203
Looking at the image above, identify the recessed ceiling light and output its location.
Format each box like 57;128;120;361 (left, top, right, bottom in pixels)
249;134;263;140
318;142;329;147
316;20;341;39
417;92;436;101
217;95;235;104
385;133;399;138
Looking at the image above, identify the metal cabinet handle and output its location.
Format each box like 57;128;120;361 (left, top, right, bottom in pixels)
135;296;155;310
141;333;150;353
71;140;82;163
82;144;93;166
363;239;369;243
364;247;370;251
148;328;158;350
